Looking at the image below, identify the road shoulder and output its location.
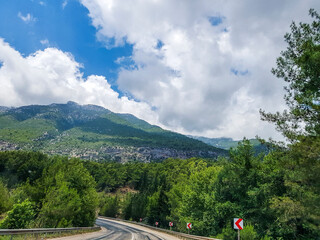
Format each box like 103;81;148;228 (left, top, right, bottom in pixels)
49;226;107;240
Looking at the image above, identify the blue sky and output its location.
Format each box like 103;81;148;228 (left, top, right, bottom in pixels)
0;0;132;89
0;0;319;140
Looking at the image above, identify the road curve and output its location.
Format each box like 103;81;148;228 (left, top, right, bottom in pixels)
94;218;178;240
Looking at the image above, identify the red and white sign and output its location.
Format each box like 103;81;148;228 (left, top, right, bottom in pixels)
234;218;243;230
186;223;192;229
155;222;159;226
169;222;173;227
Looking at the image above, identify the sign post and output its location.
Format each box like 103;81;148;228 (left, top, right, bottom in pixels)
155;222;159;228
169;222;173;231
234;218;243;240
186;223;192;234
139;218;142;222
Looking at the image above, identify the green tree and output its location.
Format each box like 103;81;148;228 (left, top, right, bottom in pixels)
241;224;258;240
127;193;148;221
100;195;119;218
0;180;12;214
0;199;35;229
37;180;81;228
215;224;237;240
37;158;98;227
259;9;320;239
168;161;221;235
261;9;320;140
146;186;170;226
267;138;320;239
215;140;261;212
213;140;279;238
0;151;50;187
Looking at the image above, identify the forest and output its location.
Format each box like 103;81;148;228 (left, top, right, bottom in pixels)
0;132;319;240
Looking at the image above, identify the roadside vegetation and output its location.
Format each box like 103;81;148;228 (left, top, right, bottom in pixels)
0;132;318;239
0;152;98;229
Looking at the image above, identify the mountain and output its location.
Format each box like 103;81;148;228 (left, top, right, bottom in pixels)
189;136;269;154
0;106;10;113
0;102;226;162
188;136;258;149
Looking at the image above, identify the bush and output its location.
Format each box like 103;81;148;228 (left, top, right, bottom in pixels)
216;225;237;240
100;195;119;217
0;180;12;214
0;199;35;229
241;224;258;240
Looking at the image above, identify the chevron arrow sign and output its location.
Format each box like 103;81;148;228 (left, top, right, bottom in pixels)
234;218;243;230
186;223;192;229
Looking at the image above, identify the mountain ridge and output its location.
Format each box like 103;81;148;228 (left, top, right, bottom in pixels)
188;136;261;149
0;102;226;162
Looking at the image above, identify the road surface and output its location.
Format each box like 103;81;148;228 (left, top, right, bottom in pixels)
95;218;162;240
52;218;179;240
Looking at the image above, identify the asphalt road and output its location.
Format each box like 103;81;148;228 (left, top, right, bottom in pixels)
94;218;166;240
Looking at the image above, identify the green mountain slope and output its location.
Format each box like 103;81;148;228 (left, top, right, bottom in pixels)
188;136;257;149
189;136;269;154
0;102;226;162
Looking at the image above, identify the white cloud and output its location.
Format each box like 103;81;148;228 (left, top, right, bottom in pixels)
0;39;158;125
40;39;49;46
18;12;37;23
80;0;320;140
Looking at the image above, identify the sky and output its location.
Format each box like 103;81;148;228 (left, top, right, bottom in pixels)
0;0;319;140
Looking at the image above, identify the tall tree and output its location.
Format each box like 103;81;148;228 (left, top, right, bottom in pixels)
260;9;320;238
0;180;12;214
37;158;98;227
261;9;320;141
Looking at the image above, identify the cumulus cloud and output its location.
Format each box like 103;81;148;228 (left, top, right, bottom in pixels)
0;39;158;125
80;0;319;140
3;1;320;140
18;12;37;23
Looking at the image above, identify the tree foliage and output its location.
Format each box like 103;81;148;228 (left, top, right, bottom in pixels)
0;152;98;228
261;9;320;140
100;195;119;218
0;140;318;239
0;180;12;214
0;199;35;229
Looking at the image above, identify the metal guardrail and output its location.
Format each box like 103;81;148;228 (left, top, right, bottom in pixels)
98;216;221;240
0;226;101;236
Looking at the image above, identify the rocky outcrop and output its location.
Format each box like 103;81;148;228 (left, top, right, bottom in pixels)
42;145;220;162
0;141;19;151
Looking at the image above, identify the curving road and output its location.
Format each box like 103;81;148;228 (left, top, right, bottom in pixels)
93;218;174;240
